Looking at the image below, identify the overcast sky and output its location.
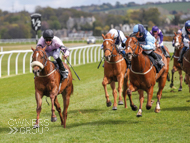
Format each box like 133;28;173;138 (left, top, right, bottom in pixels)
0;0;170;13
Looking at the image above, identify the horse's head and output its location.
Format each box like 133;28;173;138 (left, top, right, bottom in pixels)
125;33;142;61
31;46;48;76
102;33;116;61
173;32;183;50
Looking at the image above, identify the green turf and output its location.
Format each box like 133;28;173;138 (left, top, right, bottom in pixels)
0;60;190;142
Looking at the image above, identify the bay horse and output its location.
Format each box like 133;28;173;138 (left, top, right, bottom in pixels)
125;32;168;117
101;33;137;110
182;34;190;92
170;32;184;91
31;46;73;128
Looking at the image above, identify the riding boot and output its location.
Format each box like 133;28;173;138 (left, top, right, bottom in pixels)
178;48;186;63
150;51;165;68
56;57;68;79
161;46;170;58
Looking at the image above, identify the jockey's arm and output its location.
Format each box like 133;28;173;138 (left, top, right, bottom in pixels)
60;45;70;58
119;31;127;47
158;31;164;45
142;32;156;51
183;36;190;48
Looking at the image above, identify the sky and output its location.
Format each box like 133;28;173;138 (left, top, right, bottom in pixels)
0;0;170;13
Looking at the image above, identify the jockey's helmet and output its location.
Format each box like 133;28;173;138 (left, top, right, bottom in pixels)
43;29;54;40
108;29;118;39
133;24;145;36
152;26;159;32
185;20;190;33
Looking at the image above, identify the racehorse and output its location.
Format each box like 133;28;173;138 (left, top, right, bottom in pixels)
182;34;190;92
125;32;168;117
170;32;184;91
31;46;73;128
101;33;137;110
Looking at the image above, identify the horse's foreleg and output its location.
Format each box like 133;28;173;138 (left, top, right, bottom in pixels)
178;70;183;91
170;67;176;88
136;90;144;117
110;82;117;110
146;86;154;110
34;91;43;129
127;83;137;111
102;77;111;107
50;94;57;122
117;75;124;106
54;96;64;125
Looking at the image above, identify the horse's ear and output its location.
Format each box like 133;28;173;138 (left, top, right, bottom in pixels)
174;32;176;35
126;35;129;39
102;34;105;39
135;32;140;37
31;47;35;51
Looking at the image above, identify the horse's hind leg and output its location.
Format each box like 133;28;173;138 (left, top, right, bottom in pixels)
178;70;183;91
62;84;72;128
155;76;167;113
33;91;43;129
110;81;117;110
54;96;64;125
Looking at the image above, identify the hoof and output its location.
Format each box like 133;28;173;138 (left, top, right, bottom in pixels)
155;108;160;113
51;117;57;122
112;106;117;110
107;101;112;107
170;83;173;88
118;101;124;105
178;88;182;91
33;124;39;129
136;109;142;117
131;105;138;111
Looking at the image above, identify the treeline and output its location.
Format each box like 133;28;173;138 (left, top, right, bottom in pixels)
0;5;186;39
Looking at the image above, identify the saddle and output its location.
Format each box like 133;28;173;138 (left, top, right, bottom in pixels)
144;52;162;73
51;61;63;81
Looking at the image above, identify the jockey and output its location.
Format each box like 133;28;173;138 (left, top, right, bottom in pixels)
101;29;130;68
150;26;170;58
132;24;165;67
37;29;69;79
178;20;190;63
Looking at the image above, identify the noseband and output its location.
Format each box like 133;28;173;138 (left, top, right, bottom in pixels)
31;49;49;69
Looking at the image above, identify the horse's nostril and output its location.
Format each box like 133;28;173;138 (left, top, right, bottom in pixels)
37;70;40;72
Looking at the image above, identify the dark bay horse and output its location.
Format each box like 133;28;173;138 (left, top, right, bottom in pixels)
125;33;168;117
101;33;137;110
170;32;184;91
182;34;190;92
31;46;73;128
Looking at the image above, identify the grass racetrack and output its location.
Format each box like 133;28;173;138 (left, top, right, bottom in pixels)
0;60;190;142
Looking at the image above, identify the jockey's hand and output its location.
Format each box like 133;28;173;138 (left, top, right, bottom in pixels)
62;55;68;60
157;44;160;48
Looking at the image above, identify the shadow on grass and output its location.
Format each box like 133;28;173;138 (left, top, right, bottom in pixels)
163;106;190;111
66;119;140;129
69;108;105;114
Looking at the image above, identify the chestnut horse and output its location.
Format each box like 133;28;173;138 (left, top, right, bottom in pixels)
125;33;168;117
31;46;73;128
101;33;137;110
170;32;184;91
182;34;190;92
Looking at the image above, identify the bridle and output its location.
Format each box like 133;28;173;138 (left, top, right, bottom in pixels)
31;48;49;70
127;37;143;57
103;39;120;57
